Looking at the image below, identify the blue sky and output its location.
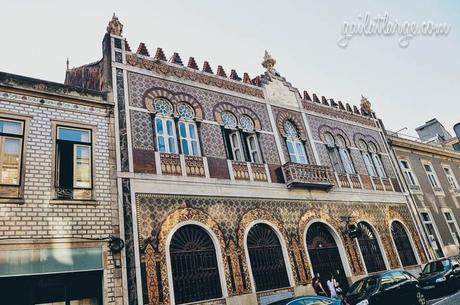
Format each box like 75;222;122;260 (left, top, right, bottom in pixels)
1;1;458;136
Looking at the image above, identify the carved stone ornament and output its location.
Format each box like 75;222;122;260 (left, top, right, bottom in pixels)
107;13;123;36
360;95;372;113
262;50;277;74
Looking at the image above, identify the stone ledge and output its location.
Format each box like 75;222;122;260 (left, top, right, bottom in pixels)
0;198;25;204
49;199;98;206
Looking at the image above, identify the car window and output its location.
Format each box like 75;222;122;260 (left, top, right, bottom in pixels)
403;271;417;280
423;259;451;274
391;271;407;284
380;273;394;289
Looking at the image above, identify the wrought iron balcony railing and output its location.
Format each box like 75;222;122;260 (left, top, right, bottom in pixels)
282;162;335;190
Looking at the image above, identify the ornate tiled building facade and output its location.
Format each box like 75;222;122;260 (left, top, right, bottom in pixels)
67;16;430;305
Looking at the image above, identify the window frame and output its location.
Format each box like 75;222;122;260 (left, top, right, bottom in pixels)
442;208;460;247
246;133;262;163
423;162;443;193
0;117;25;187
229;130;244;161
399;159;419;189
420;210;445;258
178;119;200;156
154;116;178;154
442;165;460;191
286;137;308;164
52;121;96;201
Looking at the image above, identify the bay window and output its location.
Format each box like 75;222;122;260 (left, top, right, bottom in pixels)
0;119;23;186
56;126;92;200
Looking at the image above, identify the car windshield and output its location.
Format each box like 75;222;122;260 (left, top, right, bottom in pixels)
348;276;378;295
422;259;451;274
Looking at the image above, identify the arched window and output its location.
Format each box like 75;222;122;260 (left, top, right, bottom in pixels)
358;140;377;177
284;121;307;164
177;103;200;156
221;111;243;161
368;142;386;177
170;224;223;304
221;112;263;163
240;115;261;163
391;221;417;267
357;222;386;273
247;223;290;291
324;133;354;174
154;98;177;153
336;135;355;174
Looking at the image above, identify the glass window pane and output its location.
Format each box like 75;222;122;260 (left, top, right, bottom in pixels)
191;141;199;156
179;122;186;138
248;137;255;150
1;138;21;184
155;118;164;135
168;137;176;153
295;142;304;154
74;145;91;188
189;124;196;140
181;139;189;155
235;149;242;161
0;120;23;135
158;136;165;152
252;151;260;163
166;120;174;136
231;133;239;147
287;141;295;155
58;127;90;143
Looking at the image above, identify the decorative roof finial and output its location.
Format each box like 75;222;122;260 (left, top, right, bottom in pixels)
66;58;69;70
360;94;372;113
107;13;123;36
261;50;277;74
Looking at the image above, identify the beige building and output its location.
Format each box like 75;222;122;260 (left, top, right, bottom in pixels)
389;131;460;259
0;72;123;304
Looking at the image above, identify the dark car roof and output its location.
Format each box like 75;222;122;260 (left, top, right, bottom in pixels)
268;295;334;305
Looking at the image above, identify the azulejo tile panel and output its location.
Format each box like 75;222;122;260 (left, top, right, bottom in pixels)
135;193;427;304
127;72;272;132
130;110;155;150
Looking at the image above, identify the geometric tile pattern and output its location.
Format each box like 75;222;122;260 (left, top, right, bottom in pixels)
130;110;155;150
199;123;227;159
136;193;428;303
127;72;272;132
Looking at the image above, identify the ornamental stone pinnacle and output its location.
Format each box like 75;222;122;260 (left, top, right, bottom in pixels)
262;50;277;74
107;13;123;36
360;94;372;113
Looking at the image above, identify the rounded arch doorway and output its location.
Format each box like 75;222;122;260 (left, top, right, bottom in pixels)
306;222;348;292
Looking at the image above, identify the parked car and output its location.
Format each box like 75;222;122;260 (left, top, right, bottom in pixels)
345;270;426;305
268;295;341;305
418;256;460;297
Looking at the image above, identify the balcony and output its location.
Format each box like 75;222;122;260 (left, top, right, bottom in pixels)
282;162;335;190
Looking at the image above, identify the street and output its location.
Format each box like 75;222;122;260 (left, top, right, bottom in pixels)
427;291;460;305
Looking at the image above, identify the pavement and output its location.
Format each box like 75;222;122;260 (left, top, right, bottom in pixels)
427;290;460;305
